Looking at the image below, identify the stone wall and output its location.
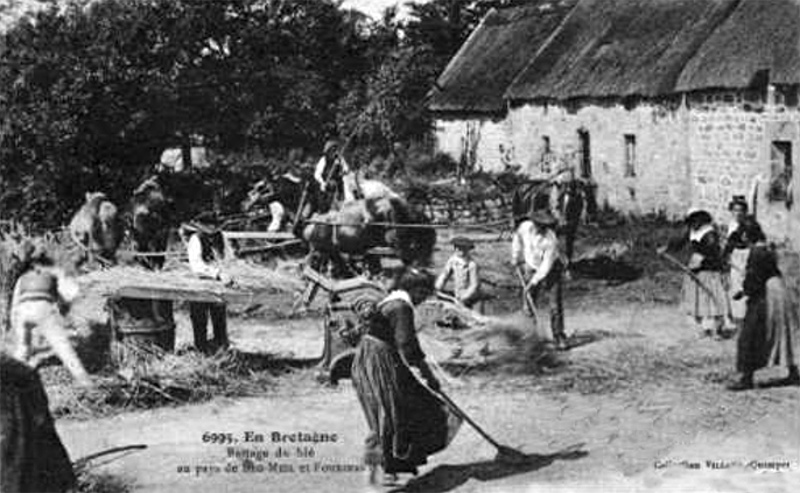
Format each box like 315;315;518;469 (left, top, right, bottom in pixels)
433;116;516;173
687;89;800;247
433;89;800;246
434;99;693;218
506;100;692;218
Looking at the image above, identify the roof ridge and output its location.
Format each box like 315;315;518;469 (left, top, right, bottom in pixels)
503;0;583;102
666;0;743;94
428;7;498;99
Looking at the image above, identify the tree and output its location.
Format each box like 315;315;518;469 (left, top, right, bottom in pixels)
335;0;498;160
0;0;376;226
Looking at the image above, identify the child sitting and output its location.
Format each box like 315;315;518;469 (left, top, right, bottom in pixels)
435;236;481;308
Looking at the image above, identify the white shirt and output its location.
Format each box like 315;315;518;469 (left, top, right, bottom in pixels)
314;155;350;189
187;234;221;280
435;254;479;301
512;220;559;285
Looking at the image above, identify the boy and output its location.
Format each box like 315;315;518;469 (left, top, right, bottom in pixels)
435;236;481;308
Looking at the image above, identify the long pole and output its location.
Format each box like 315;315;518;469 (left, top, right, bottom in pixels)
304;219;509;230
515;268;539;324
658;251;724;313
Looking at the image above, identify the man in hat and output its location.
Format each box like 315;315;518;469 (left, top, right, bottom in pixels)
182;219;233;353
512;210;567;350
9;243;92;386
314;139;351;210
435;236;481;308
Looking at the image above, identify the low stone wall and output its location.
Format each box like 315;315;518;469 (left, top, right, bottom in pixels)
421;197;512;225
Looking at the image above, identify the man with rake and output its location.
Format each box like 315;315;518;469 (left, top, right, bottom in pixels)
512;209;568;350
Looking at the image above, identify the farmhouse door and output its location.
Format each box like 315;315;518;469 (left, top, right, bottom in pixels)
578;130;592;178
762;136;800;249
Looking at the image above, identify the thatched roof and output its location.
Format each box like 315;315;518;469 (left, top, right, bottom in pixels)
505;0;739;101
427;1;576;114
676;0;800;91
431;0;800;111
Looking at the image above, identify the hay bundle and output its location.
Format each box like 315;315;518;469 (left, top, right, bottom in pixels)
78;260;305;301
51;348;274;418
420;311;551;372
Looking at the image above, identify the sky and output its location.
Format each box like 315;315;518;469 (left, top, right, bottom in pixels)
342;0;424;19
1;1;429;32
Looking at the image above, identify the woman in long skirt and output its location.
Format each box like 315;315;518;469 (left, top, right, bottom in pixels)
351;268;461;486
662;209;729;338
729;245;800;390
723;196;765;333
1;353;76;492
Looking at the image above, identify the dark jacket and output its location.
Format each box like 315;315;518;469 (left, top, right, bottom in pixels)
668;228;724;272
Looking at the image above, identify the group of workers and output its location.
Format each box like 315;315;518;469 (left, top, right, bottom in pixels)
658;197;799;390
2;157;798;491
0;218;234;492
435;208;568;350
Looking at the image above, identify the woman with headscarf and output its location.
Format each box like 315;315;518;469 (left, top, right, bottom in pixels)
723;197;765;333
728;245;800;390
660;209;728;338
351;268;461;486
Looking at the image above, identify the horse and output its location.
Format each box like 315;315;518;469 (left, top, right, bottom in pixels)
130;176;172;270
299;195;436;278
68;192;123;266
241;170;400;233
340;170;400;202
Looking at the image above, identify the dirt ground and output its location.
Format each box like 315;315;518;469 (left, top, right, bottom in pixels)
53;224;800;492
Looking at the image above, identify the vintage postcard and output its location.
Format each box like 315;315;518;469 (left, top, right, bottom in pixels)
1;0;798;492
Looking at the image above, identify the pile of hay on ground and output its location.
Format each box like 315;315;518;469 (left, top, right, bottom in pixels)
77;471;133;493
418;309;557;374
44;348;276;419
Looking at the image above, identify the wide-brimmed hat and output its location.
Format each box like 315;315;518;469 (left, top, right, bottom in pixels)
451;236;474;250
180;220;217;236
281;171;302;183
728;195;748;211
323;139;339;154
529;210;558;227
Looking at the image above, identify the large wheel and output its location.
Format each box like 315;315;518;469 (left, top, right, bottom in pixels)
315;284;385;385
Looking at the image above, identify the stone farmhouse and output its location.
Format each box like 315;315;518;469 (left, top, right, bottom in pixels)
428;0;800;246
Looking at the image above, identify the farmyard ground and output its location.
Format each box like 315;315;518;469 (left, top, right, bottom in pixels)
54;223;800;492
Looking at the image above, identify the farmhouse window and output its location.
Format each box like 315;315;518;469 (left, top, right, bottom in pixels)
768;141;793;203
624;135;636;177
578;130;592;178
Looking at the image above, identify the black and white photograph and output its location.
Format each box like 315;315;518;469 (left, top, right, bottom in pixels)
1;0;798;492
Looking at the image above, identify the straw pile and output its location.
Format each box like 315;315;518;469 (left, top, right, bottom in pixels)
418;308;553;373
78;259;306;302
77;471;132;493
47;348;276;419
